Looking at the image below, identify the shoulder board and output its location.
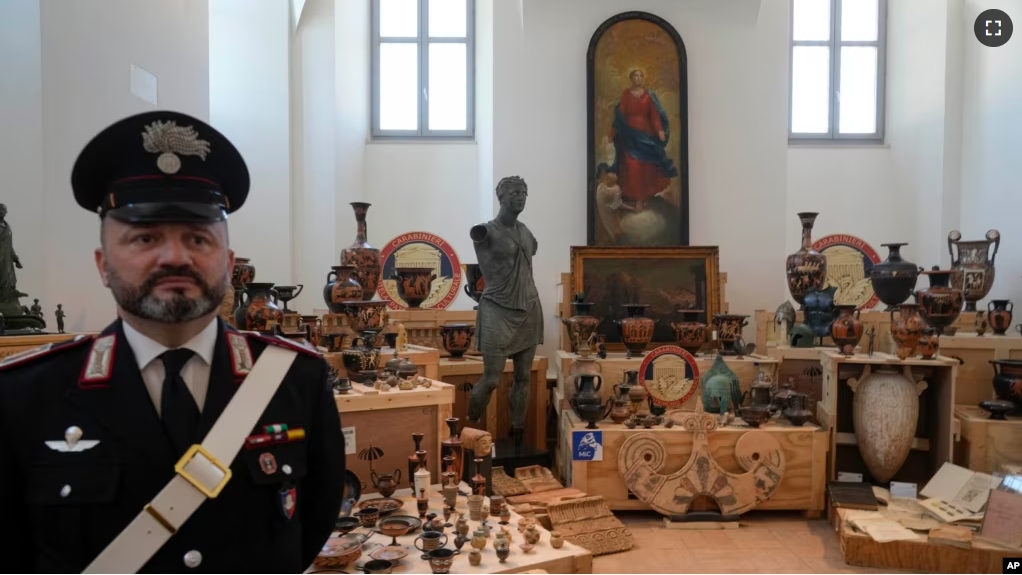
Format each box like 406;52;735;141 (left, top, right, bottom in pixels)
242;331;321;359
0;335;93;371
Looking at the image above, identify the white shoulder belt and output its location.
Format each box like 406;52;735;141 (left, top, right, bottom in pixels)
83;344;299;574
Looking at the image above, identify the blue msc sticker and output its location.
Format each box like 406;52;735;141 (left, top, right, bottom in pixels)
572;430;603;462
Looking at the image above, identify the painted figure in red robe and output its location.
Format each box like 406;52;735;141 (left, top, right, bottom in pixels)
607;70;678;211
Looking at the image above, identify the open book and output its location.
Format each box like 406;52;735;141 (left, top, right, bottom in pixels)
918;497;985;524
920;462;1002;515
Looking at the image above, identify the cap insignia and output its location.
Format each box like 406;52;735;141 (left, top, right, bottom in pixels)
141;120;211;175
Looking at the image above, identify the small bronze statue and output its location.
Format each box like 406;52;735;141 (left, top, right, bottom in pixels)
30;298;42;317
468;176;544;450
55;304;66;334
866;326;876;357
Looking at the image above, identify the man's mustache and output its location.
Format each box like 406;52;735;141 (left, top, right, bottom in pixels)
142;266;209;293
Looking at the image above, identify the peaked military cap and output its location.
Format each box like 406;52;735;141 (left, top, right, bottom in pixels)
71;111;249;223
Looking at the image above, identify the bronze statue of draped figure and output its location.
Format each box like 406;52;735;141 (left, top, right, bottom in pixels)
468;176;544;450
0;204;45;332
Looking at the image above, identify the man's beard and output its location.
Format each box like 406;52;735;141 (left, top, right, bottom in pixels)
107;264;226;324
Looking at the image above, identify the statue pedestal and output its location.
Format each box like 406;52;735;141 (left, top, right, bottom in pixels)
0;300;45;331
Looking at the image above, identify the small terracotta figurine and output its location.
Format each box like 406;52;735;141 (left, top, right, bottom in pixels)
55;304;65;334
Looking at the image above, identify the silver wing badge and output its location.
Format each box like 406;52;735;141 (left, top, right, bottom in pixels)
45;426;99;452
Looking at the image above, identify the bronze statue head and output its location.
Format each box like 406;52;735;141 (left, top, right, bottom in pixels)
496;176;528;215
0;203;7;220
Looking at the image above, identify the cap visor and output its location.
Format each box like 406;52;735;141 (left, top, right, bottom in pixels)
106;202;226;224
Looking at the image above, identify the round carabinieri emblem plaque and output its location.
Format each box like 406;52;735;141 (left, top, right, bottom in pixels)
638;345;700;409
377;232;463;310
812;234;882;310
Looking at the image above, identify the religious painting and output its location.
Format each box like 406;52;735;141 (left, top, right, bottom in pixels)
570;246;719;350
587;12;689;247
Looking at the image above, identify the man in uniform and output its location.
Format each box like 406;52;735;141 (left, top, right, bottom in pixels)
0;111;344;573
467;176;543;448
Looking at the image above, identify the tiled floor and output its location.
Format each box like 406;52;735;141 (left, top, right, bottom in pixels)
591;511;914;574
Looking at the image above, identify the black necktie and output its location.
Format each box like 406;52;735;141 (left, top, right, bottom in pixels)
160;348;199;456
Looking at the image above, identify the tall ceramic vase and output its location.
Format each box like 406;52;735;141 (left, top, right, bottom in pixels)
948;229;999;312
916;267;964;335
341;202;382;301
562;297;601;356
231;257;256;311
785;212;827;308
848;365;927;483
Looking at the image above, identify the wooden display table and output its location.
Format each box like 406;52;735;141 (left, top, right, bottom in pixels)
817;351;957;483
0;333;81;359
438;355;549;452
324;344;440;381
562;410;827;516
346;486;593;574
835;507;1013;573
554;350;780;409
335;379;454;490
954;404;1022;473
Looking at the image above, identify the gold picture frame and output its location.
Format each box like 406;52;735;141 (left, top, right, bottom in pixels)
569;246;720;349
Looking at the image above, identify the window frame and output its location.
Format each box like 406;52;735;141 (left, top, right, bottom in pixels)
371;0;476;140
788;0;887;144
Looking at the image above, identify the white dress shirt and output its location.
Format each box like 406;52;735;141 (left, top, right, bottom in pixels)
121;318;219;416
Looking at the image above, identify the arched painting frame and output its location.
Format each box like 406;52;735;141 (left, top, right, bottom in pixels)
587;12;689;247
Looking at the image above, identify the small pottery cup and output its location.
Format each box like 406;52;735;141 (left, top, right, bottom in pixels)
489;495;505;516
428;548;456;574
550;530;564;549
519;542;535;554
357;507;380;528
468;549;482;566
414;531;448;560
467;494;484;521
362;559;394;574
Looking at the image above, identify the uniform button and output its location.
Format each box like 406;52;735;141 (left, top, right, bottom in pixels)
60;484;71;498
183;550;202;568
282;464;292;476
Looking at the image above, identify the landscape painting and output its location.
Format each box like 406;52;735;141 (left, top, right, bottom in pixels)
570;246;719;349
587;11;689;247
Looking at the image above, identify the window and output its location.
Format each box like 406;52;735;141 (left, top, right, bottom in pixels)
789;0;886;142
371;0;475;138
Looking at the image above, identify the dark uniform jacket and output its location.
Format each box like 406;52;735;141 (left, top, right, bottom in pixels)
0;319;344;573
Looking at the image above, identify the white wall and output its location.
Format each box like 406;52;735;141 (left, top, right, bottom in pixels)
0;0;45;314
28;0;210;332
786;0;957;274
209;0;292;287
959;0;1022;302
493;0;790;359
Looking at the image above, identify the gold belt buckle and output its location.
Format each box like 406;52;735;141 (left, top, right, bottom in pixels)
174;444;232;498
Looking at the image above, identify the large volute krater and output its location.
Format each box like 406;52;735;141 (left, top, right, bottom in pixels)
615;304;656;359
342;331;381;384
948;229;1000;312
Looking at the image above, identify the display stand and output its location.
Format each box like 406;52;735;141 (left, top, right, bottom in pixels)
438;355;549;453
954;404;1022;473
817;350;957;483
912;332;1022;405
0;333;83;359
561;409;827;516
349;486;594;574
554;350;780;409
835;508;1013;573
387;309;479;357
324;345;440;381
335;379;454;489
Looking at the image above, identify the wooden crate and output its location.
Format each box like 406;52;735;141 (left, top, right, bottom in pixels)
355;486;593;574
817;350;957;483
0;333;83;359
387;308;478;357
905;332;1022;406
563;410;828;515
437;355;549;452
554;350;779;409
335;379;454;492
836;508;1013;573
556;271;730;353
323;344;439;381
954;404;1022;473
